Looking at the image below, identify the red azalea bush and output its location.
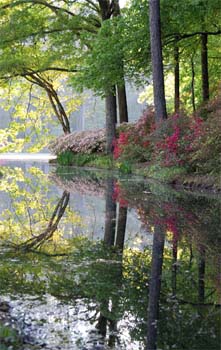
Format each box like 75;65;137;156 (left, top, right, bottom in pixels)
113;108;155;162
114;108;206;170
151;113;205;169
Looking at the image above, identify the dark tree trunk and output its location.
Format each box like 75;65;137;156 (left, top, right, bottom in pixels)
115;206;127;251
104;177;117;245
117;84;128;123
113;0;128;124
191;57;196;112
146;224;165;350
149;0;167;122
174;41;180;113
105;92;117;154
98;1;117;152
201;33;209;102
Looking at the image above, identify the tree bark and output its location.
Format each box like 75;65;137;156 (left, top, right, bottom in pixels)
201;33;209;102
98;1;117;152
174;41;180;113
191;57;196;112
146;224;165;350
149;0;167;122
113;0;129;123
105;92;117;154
117;84;128;123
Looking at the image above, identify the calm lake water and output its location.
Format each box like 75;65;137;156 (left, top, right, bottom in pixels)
0;158;220;350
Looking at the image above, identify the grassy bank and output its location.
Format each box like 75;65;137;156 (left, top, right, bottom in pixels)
55;151;221;192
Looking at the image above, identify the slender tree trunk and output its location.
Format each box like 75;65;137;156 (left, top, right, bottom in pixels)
146;224;165;350
117;84;128;123
174;41;180;113
25;74;71;134
201;33;209;102
149;0;167;122
113;0;129;123
105;92;117;154
191;57;196;112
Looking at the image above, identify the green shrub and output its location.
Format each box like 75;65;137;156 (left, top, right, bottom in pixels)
57;151;97;166
0;325;22;349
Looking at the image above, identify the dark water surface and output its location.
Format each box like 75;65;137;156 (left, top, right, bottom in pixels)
0;160;220;349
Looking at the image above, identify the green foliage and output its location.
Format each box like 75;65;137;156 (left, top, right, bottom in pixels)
0;325;22;349
57;151;113;169
116;160;132;174
146;164;187;182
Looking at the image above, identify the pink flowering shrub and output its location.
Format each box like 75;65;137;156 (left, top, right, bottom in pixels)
49;129;106;155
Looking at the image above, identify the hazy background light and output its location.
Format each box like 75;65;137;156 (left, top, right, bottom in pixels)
119;0;128;8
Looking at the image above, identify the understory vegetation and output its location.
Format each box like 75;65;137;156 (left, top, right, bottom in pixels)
54;95;221;187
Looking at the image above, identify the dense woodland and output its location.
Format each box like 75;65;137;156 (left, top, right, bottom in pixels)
0;0;220;182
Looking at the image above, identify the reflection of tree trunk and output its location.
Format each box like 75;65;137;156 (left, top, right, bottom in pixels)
99;181;126;345
19;191;70;251
172;236;178;296
96;303;108;337
198;245;206;303
105;93;117;154
147;224;165;350
115;206;127;252
104;178;117;246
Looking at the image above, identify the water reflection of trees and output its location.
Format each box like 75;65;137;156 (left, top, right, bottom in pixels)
0;167;80;250
18;191;70;251
0;168;220;349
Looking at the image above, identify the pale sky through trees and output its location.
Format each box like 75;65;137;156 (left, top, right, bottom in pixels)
119;0;127;8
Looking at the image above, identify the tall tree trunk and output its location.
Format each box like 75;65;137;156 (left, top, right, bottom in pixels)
113;0;128;123
149;0;167;122
105;92;117;154
174;40;180;113
191;57;196;112
201;33;209;102
146;224;165;350
99;1;117;152
117;84;128;123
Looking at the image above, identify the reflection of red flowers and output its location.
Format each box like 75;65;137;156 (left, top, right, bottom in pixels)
112;182;128;208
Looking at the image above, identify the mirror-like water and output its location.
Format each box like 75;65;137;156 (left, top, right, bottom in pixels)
0;159;220;350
